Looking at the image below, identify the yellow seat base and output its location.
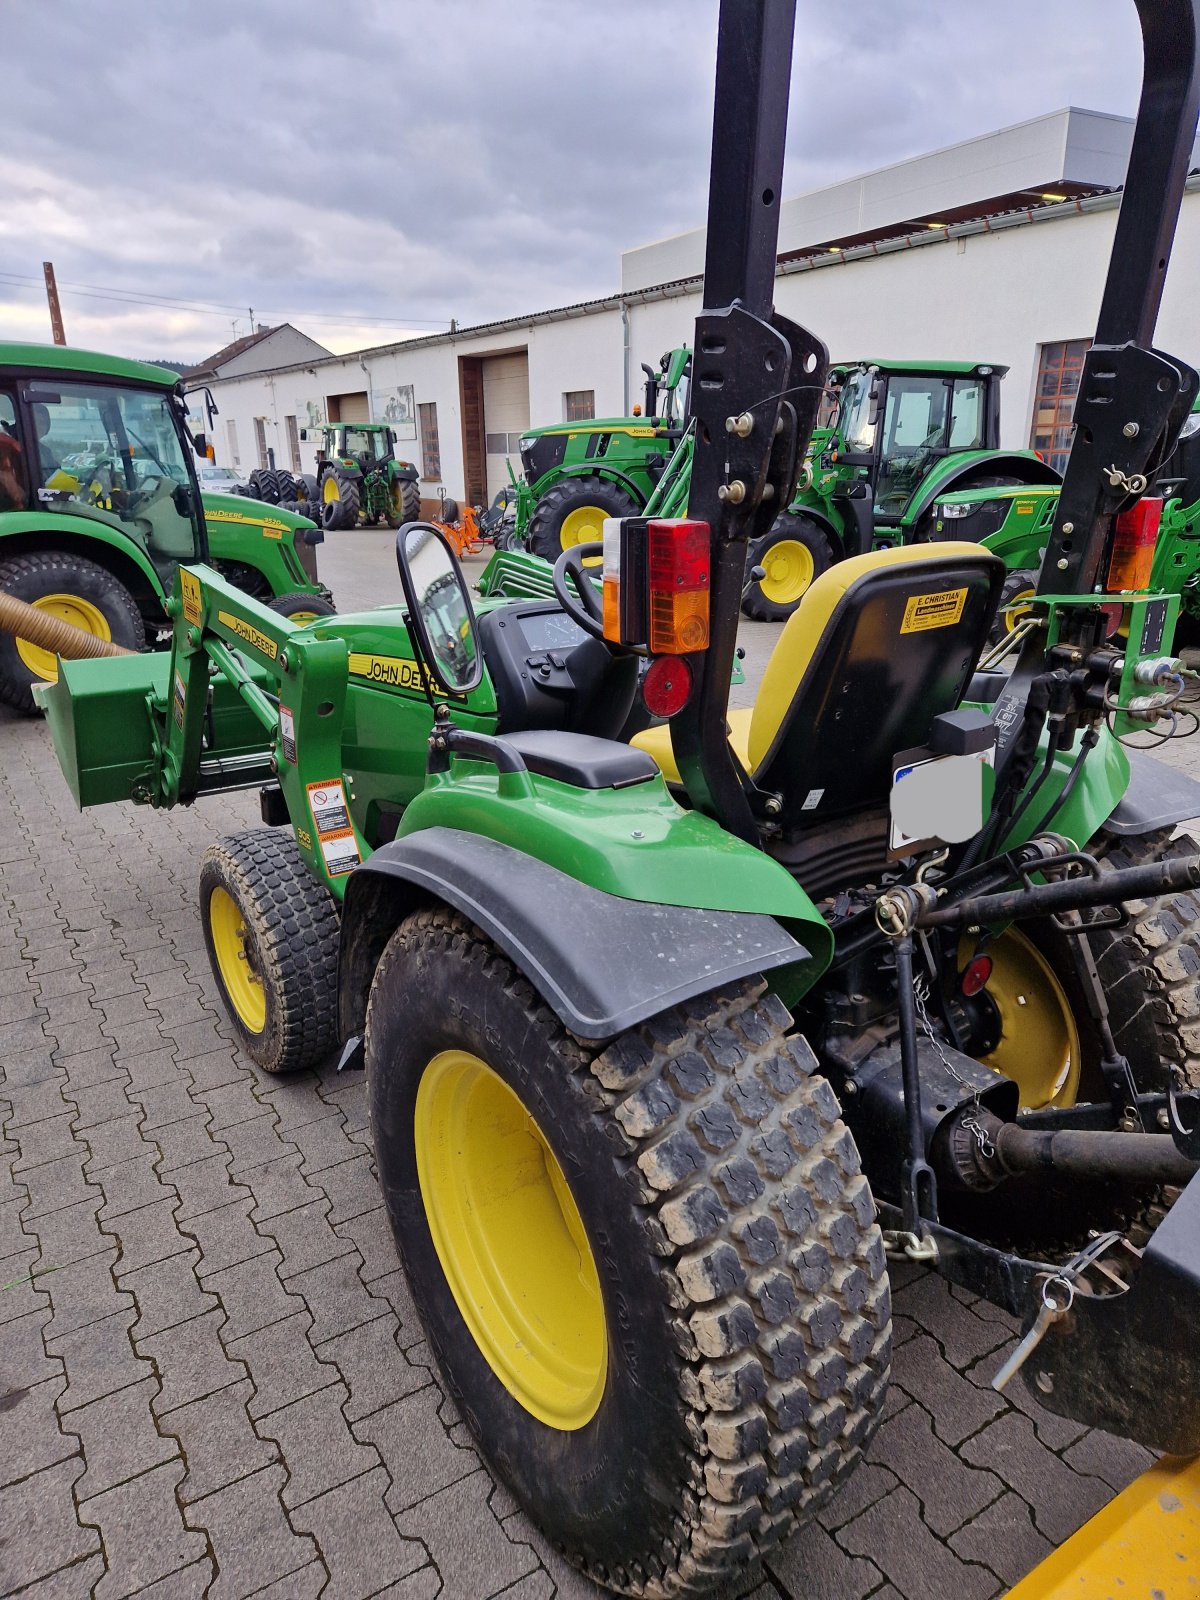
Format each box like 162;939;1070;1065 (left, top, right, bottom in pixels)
633;706;754;784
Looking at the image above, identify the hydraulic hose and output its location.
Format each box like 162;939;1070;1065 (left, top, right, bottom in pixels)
0;590;134;661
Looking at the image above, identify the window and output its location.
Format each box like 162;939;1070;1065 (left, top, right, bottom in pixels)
948;381;985;449
0;390;28;511
418;402;441;480
285;414;301;473
226;417;240;468
254;417;268;471
485;431;524;456
564;389;595;422
1031;340;1091;473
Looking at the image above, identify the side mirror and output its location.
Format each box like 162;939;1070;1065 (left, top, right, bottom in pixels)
867;387;883;427
191;431;207;457
395;523;483;695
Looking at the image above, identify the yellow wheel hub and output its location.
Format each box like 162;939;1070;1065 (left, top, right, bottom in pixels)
559;504;608;551
415;1049;607;1430
759;539;815;606
208;886;267;1034
15;593;111;683
323;476;341;504
962;928;1080;1108
284;610;319;625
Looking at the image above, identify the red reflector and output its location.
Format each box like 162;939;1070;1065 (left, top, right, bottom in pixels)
1107;497;1162;592
961;956;993;998
647;519;711;590
641;654;693;718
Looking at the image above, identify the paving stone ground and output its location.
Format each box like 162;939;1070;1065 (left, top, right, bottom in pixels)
0;529;1179;1598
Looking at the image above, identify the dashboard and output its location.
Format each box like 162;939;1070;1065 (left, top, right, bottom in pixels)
477;601;600;731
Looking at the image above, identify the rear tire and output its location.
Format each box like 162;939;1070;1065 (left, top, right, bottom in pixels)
527;476;639;561
199;831;339;1074
0;550;146;714
367;910;890;1597
386;478;421;528
268;591;337;623
249;469;280;505
742;513;835;621
274;469;297;502
987;568;1038;646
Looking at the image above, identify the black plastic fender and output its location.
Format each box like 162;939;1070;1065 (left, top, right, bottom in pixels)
337;827;811;1044
1105;748;1200;835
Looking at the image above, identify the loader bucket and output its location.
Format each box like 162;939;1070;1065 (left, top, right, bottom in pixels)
1017;1169;1200;1456
37;653;167;808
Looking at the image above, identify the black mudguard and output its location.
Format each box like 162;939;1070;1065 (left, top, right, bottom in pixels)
1105;749;1200;835
337;827;811;1044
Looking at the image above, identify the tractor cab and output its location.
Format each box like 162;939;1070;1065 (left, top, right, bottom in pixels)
640;346;692;428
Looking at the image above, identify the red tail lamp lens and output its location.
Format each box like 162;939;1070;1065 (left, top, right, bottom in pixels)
647;518;710;654
641;654;693;718
1106;497;1162;592
961;955;993;997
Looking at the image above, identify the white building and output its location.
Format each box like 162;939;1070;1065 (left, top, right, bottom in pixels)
196;109;1200;509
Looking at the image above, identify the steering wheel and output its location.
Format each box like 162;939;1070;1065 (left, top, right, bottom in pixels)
552;542;607;640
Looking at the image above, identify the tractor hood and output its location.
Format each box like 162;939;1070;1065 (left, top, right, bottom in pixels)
201;491;317;536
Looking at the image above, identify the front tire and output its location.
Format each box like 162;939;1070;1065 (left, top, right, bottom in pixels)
0;550;146;714
367;910;890;1597
199;831;339;1074
527;476;639;561
742;513;835;621
268;591;337;624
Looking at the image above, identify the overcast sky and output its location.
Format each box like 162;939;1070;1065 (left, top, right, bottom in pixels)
2;0;1149;364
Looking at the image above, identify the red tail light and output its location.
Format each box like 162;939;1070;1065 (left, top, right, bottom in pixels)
1106;497;1162;592
647;519;710;654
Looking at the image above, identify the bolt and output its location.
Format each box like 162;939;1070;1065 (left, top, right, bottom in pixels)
279;650;290;670
717;480;747;505
1062;522;1074;534
1056;558;1069;570
725;412;754;439
842;1080;858;1096
764;796;782;815
631;829;645;840
1158;1108;1171;1130
1123;421;1140;438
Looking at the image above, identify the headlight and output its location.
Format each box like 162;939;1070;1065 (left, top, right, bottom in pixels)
936;501;975;519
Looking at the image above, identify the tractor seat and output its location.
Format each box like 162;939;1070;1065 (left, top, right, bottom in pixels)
632;542;1004;830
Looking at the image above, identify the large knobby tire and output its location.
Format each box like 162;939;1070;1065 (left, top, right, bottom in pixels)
268;591;337;624
387;478;421;529
0;550;146;714
742;514;835;622
274;469;297;502
199;831;339;1074
527;476;639;561
986;567;1038;647
367;910;890;1597
249;468;280;505
321;468;360;531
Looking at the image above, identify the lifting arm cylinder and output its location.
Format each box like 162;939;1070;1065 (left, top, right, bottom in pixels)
0;589;134;661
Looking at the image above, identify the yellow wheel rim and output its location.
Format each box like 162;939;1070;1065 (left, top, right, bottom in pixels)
415;1049;607;1430
1001;585;1036;632
15;593;111;683
323;476;340;504
284;609;319;625
759;539;816;607
961;928;1080;1109
208;886;267;1034
560;504;608;551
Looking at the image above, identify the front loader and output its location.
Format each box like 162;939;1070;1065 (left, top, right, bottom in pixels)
23;1;1200;1594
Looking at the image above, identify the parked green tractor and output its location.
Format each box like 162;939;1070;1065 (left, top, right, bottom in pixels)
301;421;421;532
21;0;1200;1594
518;345;691;558
0;342;333;713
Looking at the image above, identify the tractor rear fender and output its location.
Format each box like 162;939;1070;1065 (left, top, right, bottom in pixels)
0;515;165;616
338;827;825;1045
905;451;1062;529
533;462;648;504
778;500;847;559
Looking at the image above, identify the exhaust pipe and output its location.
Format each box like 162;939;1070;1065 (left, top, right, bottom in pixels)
0;590;134;662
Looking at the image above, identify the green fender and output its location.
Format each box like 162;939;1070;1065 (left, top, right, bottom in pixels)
997;720;1131;852
0;509;167;599
530;462;650;505
397;762;833;1003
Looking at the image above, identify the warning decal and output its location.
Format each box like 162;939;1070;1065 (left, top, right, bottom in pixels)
900;587;967;634
320;834;361;876
306;780;360;877
180;570;202;625
172;670;186;730
280;706;297;765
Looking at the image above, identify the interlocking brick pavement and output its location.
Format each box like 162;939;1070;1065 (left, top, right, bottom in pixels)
0;532;1172;1596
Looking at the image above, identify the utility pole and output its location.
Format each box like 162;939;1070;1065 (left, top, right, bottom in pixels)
43;262;66;345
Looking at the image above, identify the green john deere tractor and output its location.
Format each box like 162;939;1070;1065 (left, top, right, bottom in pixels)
0;342;333;713
517;345;691;558
303;421;421;532
21;0;1200;1593
742;358;1062;619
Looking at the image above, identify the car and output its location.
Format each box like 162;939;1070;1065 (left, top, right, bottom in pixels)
193;461;244;494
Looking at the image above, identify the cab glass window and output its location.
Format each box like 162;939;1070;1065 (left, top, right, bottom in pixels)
0;391;28;511
25;381;201;573
948;381;985;449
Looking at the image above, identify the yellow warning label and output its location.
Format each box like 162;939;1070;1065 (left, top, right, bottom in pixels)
180;570;202;626
217;610;279;660
901;587;968;634
348;652;428;691
1015;500;1035;515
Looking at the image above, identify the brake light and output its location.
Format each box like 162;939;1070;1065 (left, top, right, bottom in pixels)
1106;497;1162;592
647;519;710;654
642;654;693;717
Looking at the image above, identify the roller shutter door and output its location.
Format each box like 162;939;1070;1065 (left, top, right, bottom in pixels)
482;352;529;502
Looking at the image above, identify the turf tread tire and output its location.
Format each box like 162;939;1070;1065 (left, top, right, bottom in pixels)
367;908;890;1597
200;830;339;1074
0;550;146;714
268;591;337;621
527;476;639;561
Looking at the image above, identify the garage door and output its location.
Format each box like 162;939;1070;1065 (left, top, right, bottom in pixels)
329;391;370;424
482;352;529;502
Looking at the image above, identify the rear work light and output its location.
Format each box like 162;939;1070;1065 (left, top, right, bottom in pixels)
1106;497;1162;593
647;519;710;654
602;516;711;654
